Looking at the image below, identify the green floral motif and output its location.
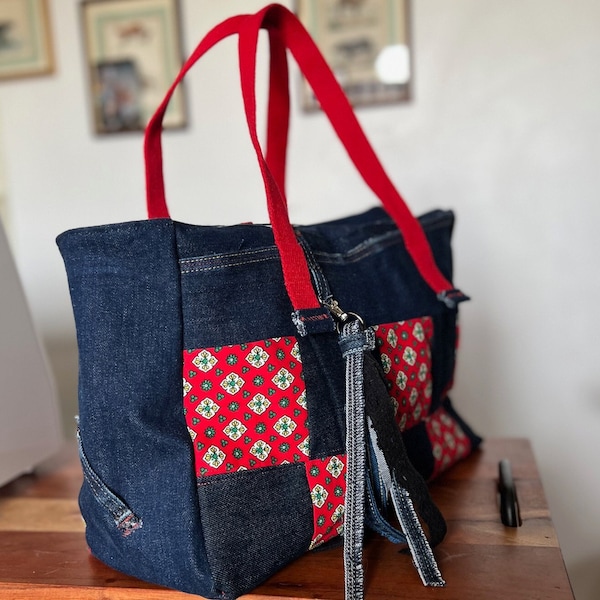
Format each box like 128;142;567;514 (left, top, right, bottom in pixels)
296;391;307;409
203;445;225;468
387;329;398;348
279;442;290;453
413;321;425;342
220;373;245;395
205;426;216;438
249;440;272;462
233;448;243;459
272;368;294;391
192;349;217;373
326;456;344;478
380;353;392;374
278;397;290;408
224;419;247;441
255;422;267;434
403;347;417;366
310;465;320;477
195;398;219;419
248;393;270;415
298;436;310;456
226;354;238;366
253;375;264;387
334;485;344;497
396;371;408;390
274;416;296;438
246;346;269;369
229;401;240;411
276;349;285;361
291;341;301;361
310;484;328;508
201;380;212;391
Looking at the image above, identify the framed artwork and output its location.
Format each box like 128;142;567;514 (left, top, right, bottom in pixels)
0;0;54;81
296;0;412;110
81;0;186;134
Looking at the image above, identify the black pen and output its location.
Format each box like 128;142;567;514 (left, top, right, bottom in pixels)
498;459;522;527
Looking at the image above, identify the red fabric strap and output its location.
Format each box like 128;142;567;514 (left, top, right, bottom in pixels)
241;4;454;295
144;5;454;313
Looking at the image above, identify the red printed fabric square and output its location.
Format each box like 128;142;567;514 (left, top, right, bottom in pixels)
183;336;346;549
425;407;471;479
373;318;434;431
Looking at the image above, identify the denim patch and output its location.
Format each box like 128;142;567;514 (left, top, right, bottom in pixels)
197;463;313;599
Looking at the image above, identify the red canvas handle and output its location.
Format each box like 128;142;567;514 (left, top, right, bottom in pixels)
239;4;455;296
144;5;456;313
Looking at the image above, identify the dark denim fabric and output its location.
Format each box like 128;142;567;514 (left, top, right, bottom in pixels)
57;206;478;599
197;463;313;597
57;221;216;597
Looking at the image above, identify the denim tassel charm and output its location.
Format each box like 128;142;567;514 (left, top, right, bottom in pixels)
339;320;446;600
339;320;374;600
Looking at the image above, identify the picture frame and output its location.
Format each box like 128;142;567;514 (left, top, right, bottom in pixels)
296;0;412;110
81;0;186;134
0;0;55;81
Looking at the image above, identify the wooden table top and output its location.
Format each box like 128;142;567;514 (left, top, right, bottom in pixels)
0;438;574;599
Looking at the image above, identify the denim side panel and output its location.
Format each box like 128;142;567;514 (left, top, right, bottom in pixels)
197;463;313;599
57;220;216;598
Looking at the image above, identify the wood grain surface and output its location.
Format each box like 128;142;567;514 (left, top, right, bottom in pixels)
0;439;574;599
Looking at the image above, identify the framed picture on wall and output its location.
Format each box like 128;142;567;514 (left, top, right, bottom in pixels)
0;0;55;81
81;0;186;134
296;0;412;110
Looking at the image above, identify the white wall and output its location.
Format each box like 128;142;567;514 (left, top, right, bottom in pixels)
1;1;599;598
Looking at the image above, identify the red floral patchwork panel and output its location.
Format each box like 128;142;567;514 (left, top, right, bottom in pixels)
425;406;471;479
183;336;344;548
373;317;434;431
183;319;465;547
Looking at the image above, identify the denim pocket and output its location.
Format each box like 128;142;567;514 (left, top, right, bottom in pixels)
77;429;143;536
196;463;313;598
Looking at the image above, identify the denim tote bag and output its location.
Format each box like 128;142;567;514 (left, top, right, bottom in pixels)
57;5;481;600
